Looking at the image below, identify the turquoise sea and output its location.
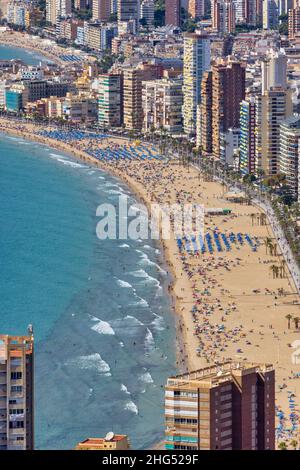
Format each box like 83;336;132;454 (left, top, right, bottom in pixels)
0;44;51;65
0;132;176;449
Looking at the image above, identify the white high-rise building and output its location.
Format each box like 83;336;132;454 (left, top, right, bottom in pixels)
261;50;287;93
255;52;293;176
279;115;300;201
183;32;211;135
46;0;71;25
262;0;279;29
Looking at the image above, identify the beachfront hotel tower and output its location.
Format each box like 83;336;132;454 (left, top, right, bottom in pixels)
183;33;211;136
239;96;256;175
279;114;300;201
197;70;212;153
98;73;122;128
0;330;34;450
196;60;245;157
165;362;275;450
255;52;293;176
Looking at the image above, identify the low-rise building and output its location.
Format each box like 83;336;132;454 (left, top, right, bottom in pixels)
75;433;130;450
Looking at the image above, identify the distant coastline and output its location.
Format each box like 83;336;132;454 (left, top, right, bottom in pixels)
0;30;93;66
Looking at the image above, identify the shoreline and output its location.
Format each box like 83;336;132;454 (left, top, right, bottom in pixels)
0;38;62;65
0;125;187;371
1;120;300;447
0;30;94;66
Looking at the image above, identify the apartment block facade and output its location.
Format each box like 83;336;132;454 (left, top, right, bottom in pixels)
0;333;34;450
239;96;256;175
165;362;275;450
279;115;300;200
165;0;181;26
183;33;211;135
288;7;300;41
211;60;245;159
98;73;122;127
123;63;163;130
142;77;183;134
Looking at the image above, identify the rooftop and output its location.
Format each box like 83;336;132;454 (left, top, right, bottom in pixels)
167;362;274;388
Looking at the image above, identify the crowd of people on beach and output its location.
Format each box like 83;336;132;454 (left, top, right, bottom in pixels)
1;120;300;446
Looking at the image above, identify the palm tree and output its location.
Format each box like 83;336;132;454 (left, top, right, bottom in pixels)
264;238;270;255
278;441;287;450
286;314;293;330
293;317;300;330
290;439;298;450
260;213;267;226
264;237;273;255
280;260;286;279
270;265;278;279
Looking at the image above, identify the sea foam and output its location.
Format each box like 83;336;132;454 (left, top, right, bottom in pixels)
145;328;155;350
120;384;131;395
91;317;115;335
67;353;111;376
139;371;154;384
117;279;134;289
124;400;138;414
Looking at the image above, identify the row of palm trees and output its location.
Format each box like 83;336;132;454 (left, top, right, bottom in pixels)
272;198;300;269
285;314;300;330
264;237;279;257
250;213;267;226
269;263;286;279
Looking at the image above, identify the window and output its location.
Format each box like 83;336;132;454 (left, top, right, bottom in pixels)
9;409;24;415
9;421;24;429
11;372;22;380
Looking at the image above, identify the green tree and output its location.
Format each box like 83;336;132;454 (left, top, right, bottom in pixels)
278;442;287;450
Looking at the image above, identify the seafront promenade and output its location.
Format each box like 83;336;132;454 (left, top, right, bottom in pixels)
0;118;299;447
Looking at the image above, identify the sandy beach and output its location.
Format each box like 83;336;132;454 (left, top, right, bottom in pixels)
0;118;299;448
0;30;94;66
